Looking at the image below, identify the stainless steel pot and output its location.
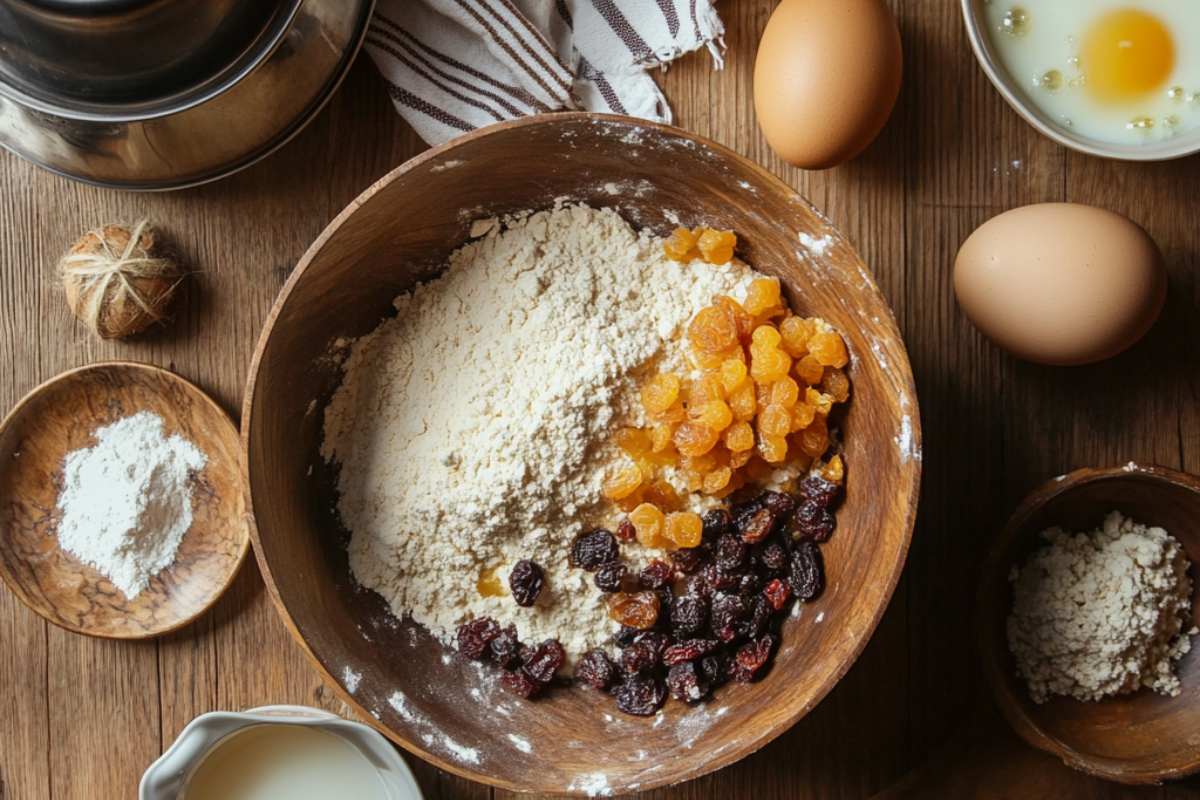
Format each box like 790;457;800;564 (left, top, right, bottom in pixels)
0;0;374;189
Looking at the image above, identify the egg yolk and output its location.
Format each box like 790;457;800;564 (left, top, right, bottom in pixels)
1081;9;1174;103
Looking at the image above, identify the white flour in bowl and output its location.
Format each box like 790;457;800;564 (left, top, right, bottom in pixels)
321;204;754;656
56;410;207;598
1007;510;1196;703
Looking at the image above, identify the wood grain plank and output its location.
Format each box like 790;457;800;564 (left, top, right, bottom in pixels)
0;594;49;800
45;630;160;800
873;706;1200;799
158;614;218;749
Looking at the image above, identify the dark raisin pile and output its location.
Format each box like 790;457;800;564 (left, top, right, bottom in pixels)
455;617;565;697
454;473;842;715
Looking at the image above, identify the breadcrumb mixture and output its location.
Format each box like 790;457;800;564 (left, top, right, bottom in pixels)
1007;511;1196;704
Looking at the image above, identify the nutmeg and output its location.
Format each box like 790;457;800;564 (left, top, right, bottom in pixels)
60;221;184;339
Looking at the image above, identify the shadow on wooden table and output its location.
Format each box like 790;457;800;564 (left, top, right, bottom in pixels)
873;702;1200;799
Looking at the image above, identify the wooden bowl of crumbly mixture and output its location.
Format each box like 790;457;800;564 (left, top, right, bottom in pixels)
241;113;921;793
980;463;1200;785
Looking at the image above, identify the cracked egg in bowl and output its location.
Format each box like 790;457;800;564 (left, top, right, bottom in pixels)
963;0;1200;160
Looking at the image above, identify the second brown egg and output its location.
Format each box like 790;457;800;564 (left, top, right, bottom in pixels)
753;0;903;170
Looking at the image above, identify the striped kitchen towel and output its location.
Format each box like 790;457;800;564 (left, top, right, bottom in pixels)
365;0;726;145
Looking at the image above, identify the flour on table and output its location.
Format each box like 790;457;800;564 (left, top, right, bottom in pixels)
322;204;754;657
56;411;207;599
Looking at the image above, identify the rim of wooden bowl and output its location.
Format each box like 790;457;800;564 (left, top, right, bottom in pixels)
241;112;923;793
0;361;250;639
979;462;1200;784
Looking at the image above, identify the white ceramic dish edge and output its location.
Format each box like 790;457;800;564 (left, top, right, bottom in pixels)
959;0;1200;162
139;704;423;800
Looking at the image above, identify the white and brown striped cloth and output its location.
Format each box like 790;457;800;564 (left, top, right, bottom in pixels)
365;0;726;145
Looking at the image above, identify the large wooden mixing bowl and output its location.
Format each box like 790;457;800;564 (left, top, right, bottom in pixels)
242;114;921;793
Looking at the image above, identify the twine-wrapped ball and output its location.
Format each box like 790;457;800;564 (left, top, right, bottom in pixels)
60;220;184;339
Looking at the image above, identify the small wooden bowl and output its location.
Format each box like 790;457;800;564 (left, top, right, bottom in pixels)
0;362;249;638
979;463;1200;784
243;113;922;794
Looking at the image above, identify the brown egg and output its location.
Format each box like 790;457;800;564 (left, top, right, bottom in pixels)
953;203;1167;366
753;0;903;170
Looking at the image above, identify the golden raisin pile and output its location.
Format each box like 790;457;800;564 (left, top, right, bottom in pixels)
662;226;737;265
600;229;849;548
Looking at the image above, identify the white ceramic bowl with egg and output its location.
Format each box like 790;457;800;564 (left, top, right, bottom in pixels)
962;0;1200;160
139;705;423;800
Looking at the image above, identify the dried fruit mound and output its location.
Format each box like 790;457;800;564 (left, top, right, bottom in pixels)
602;235;849;520
457;477;841;714
454;227;850;717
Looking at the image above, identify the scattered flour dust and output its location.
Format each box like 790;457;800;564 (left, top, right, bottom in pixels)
56;411;207;599
1007;511;1197;703
321;204;754;659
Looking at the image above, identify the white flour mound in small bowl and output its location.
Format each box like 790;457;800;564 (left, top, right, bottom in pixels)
57;411;207;599
321;204;755;657
1007;510;1197;704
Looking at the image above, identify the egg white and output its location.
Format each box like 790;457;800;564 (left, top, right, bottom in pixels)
983;0;1200;145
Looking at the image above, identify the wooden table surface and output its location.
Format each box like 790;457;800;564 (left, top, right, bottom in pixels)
3;1;1200;798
